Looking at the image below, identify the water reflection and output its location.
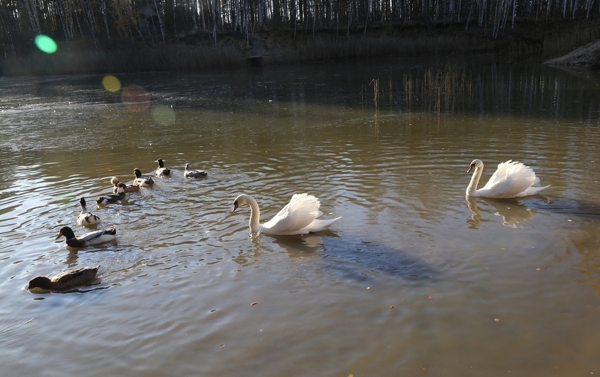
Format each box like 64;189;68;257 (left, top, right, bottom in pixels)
273;234;327;257
466;196;535;229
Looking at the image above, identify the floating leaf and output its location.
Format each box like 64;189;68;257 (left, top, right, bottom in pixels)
420;366;427;371
494;318;500;322
427;295;433;300
250;302;258;306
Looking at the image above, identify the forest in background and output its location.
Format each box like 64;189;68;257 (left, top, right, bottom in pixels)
3;0;600;75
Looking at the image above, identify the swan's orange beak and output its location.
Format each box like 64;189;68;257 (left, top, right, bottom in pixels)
231;201;239;212
467;165;475;173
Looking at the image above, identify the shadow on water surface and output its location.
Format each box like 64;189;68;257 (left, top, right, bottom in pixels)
526;197;600;219
466;195;600;229
273;233;435;283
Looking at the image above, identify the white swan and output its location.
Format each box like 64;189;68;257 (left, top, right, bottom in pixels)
231;193;341;235
466;159;549;198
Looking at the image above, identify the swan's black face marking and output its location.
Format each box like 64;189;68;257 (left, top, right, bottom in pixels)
232;200;239;211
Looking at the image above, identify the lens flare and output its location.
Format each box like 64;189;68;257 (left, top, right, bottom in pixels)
121;85;151;113
102;75;121;92
152;105;176;126
34;35;57;54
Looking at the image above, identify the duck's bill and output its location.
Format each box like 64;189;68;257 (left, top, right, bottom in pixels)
55;230;63;239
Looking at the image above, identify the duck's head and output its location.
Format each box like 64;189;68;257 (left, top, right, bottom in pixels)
185;163;191;170
28;276;52;290
133;168;142;178
56;226;75;240
110;176;120;186
467;159;484;173
79;197;87;207
156;159;165;168
115;183;127;193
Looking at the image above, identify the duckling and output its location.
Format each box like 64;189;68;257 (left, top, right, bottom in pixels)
133;168;154;187
184;163;208;178
55;225;117;248
28;266;99;292
155;158;171;176
111;176;139;193
76;197;101;226
97;183;126;205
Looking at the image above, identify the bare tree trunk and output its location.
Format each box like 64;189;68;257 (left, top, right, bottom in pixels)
102;0;111;41
23;0;41;36
153;0;166;42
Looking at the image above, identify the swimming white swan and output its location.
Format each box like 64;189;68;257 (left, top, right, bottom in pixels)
466;159;549;198
231;193;341;235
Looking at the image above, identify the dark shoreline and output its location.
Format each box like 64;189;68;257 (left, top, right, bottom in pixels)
3;20;599;77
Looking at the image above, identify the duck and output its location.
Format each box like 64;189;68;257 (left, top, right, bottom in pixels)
133;168;154;187
55;225;117;248
184;163;207;178
155;158;171;176
111;176;139;193
466;159;549;198
231;193;341;235
97;183;127;205
28;266;99;292
76;197;100;226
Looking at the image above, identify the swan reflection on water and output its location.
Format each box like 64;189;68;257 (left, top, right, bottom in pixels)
466;196;534;229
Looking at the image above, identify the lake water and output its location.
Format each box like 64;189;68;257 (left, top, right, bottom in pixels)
1;56;600;377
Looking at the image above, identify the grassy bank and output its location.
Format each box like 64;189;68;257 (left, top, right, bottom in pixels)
3;19;599;76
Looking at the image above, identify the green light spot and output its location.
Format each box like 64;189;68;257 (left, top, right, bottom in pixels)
35;35;57;54
152;105;176;126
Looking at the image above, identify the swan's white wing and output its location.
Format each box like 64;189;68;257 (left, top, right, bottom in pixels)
480;161;540;198
515;184;550;197
296;217;342;234
261;194;321;235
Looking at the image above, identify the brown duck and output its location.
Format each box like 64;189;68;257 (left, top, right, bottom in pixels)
110;176;140;193
28;266;99;291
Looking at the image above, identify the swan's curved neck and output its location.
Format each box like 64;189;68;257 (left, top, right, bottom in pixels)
243;195;262;233
467;165;483;196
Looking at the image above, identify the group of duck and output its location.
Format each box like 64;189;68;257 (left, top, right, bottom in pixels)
27;159;207;293
27;158;549;293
